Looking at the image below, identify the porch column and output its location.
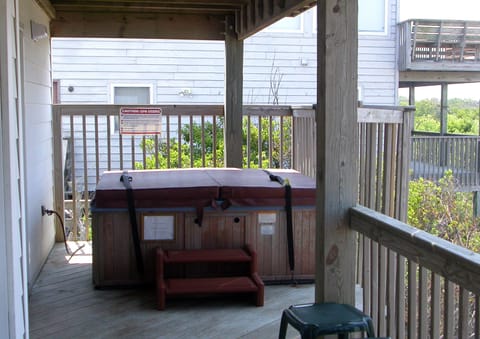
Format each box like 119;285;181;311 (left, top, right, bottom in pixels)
440;83;448;136
315;0;358;304
224;15;244;168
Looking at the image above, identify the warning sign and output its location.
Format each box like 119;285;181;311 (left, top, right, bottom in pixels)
120;107;162;135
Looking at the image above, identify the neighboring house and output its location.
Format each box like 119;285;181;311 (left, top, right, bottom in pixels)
52;1;398;106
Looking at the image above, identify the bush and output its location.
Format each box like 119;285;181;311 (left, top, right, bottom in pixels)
408;170;480;252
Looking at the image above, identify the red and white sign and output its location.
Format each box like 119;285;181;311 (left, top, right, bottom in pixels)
120;107;162;135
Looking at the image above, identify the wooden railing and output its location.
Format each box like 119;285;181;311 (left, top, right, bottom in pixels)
411;133;480;191
52;104;415;241
399;19;480;71
53;104;297;240
351;205;480;339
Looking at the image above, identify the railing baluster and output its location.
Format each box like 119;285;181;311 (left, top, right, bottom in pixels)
475;295;480;339
371;241;379;332
396;254;405;339
70;115;77;241
258;116;262;168
82;115;89;241
444;280;455;338
418;267;428;339
142;136;146;169
247;116;251;168
212;115;217;167
407;260;418;339
94;116;99;182
154;134;159;169
268;115;273;168
177;115;181;168
387;250;397;337
280;116;284;168
189;115;194;168
459;287;470;339
107;114;112;171
166;115;171;168
131;135;135;169
201;115;205;167
378;245;387;336
430;272;440;339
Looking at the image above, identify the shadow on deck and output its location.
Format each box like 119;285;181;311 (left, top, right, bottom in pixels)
29;242;313;339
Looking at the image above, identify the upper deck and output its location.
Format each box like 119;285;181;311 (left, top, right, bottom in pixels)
399;19;480;72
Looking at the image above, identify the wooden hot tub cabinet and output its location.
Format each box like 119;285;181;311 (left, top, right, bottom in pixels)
91;168;316;287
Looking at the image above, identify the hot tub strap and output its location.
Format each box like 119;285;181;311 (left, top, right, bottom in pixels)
120;172;144;276
264;171;295;275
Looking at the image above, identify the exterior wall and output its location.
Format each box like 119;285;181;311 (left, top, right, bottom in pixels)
358;0;398;105
52;4;398;106
21;0;55;288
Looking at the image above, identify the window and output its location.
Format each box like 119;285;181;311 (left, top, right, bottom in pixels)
359;0;387;33
111;85;153;132
113;86;151;105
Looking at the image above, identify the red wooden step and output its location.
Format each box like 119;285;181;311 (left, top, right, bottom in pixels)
165;248;252;263
166;276;259;295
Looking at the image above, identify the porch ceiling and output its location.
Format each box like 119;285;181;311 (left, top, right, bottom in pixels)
38;0;316;40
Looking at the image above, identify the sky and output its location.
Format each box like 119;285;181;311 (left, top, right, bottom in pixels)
398;0;480;100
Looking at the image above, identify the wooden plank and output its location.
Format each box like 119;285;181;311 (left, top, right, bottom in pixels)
224;15;243;168
53;106;66;241
315;0;358;304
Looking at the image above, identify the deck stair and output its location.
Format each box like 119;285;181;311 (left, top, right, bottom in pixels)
156;245;264;310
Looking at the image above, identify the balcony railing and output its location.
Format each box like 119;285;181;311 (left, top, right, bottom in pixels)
351;205;480;339
53;104;298;240
411;133;480;191
399;19;480;72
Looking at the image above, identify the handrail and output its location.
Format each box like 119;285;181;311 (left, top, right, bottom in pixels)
351;204;480;295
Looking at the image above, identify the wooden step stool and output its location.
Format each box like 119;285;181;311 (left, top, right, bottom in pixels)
156;245;264;310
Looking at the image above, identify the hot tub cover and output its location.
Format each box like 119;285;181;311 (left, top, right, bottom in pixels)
93;168;315;210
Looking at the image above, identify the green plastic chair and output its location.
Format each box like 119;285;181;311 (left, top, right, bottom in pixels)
278;303;376;339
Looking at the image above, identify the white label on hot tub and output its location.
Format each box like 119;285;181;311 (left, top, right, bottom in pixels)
258;213;276;224
143;215;175;240
261;224;275;235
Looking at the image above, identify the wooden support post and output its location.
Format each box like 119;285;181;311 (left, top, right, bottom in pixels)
440;83;448;136
440;83;448;166
474;191;480;218
224;15;244;168
315;0;358;304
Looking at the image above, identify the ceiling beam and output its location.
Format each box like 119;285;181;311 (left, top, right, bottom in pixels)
51;11;226;39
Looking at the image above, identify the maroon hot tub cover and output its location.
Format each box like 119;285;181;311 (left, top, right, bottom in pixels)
92;168;315;210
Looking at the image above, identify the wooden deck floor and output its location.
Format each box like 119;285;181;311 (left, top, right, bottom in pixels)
29;242;313;339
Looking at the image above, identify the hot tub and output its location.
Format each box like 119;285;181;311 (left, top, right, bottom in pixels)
91;168;316;287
